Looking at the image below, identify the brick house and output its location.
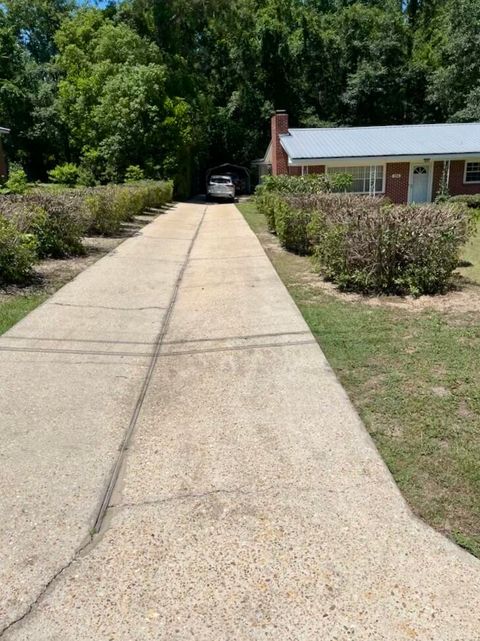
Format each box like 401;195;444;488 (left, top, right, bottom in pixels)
262;111;480;203
0;127;10;180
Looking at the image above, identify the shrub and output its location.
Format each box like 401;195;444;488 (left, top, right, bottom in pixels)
77;166;98;187
256;172;351;197
113;186;142;222
0;215;37;284
5;164;28;194
125;165;145;182
26;193;87;257
255;191;281;232
143;180;174;208
48;163;80;187
85;187;123;236
256;178;469;295
310;196;469;295
449;194;480;209
85;181;172;236
275;201;315;255
2;192;88;258
255;174;351;235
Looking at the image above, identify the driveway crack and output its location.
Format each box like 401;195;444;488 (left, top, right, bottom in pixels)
0;536;92;638
51;302;167;312
0;206;207;638
109;483;319;511
91;206;207;534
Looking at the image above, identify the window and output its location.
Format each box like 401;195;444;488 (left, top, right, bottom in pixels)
210;176;233;184
464;161;480;183
326;165;384;194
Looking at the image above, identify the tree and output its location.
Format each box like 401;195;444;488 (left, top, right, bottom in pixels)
428;0;480;121
55;8;201;189
0;1;72;177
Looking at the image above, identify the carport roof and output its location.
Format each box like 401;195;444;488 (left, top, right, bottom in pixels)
280;122;480;161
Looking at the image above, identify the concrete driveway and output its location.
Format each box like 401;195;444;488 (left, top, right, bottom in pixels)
1;201;479;640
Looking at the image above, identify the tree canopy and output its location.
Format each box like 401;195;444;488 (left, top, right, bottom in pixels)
0;0;478;193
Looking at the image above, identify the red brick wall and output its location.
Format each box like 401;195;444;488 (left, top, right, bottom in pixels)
448;160;480;196
288;165;325;176
384;162;410;203
271;111;289;175
431;161;444;200
431;160;480;198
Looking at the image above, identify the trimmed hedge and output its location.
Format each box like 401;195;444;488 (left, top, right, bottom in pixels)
255;173;354;236
255;173;352;196
255;177;470;296
311;198;468;295
85;181;173;235
22;192;87;258
448;194;480;209
0;216;37;285
0;180;173;284
275;202;316;255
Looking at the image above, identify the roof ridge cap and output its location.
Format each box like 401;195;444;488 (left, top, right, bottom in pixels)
287;122;480;133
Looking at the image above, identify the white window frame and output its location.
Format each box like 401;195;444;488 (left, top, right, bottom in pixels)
325;164;386;195
464;160;480;184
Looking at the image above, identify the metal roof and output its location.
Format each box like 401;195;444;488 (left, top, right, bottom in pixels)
280;122;480;161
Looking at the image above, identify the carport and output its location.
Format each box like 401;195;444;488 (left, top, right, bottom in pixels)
206;163;251;195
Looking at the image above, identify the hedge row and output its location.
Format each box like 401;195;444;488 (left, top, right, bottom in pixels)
0;180;173;285
256;185;470;296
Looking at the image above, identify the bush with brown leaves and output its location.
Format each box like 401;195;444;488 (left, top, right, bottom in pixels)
312;196;469;295
257;188;470;296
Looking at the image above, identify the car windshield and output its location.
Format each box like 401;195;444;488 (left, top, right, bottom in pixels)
210;176;231;184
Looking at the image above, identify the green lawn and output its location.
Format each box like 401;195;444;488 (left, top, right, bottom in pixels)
238;200;480;558
458;222;480;284
0;293;47;335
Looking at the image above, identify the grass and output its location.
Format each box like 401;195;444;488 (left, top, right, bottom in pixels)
458;222;480;283
238;200;480;558
0;293;47;335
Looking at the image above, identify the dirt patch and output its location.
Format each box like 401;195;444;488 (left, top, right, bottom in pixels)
266;240;480;314
301;270;480;313
431;386;452;398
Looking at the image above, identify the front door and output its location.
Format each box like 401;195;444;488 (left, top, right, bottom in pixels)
411;164;430;203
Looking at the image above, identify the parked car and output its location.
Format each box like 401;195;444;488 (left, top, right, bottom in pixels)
206;175;236;202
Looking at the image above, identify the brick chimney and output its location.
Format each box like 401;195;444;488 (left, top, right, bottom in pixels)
271;110;289;175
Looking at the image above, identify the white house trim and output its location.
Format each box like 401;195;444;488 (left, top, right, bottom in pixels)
326;163;386;195
463;159;480;184
287;153;480;167
408;161;434;203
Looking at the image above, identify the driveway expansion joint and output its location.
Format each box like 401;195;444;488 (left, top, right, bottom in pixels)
0;206;208;638
4;201;480;639
158;338;318;358
91;207;207;535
